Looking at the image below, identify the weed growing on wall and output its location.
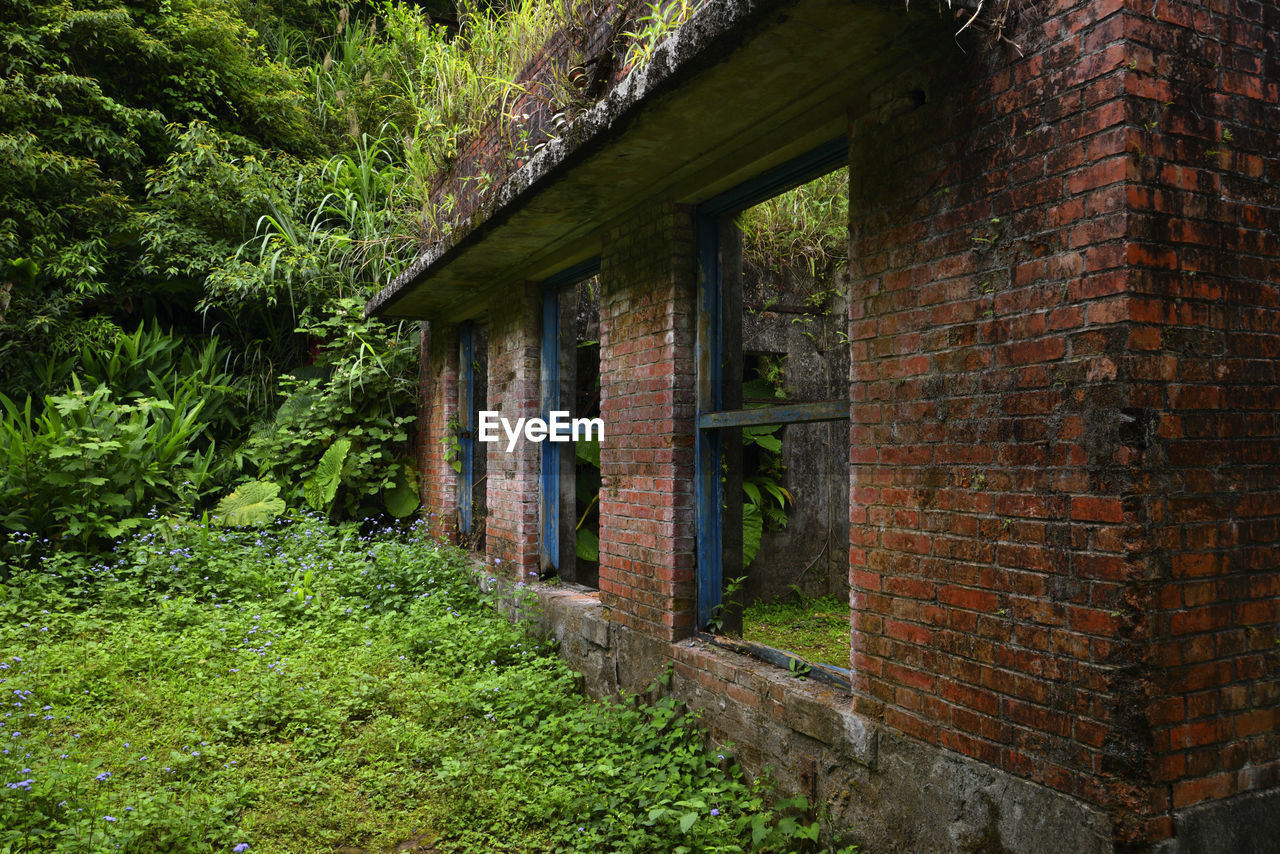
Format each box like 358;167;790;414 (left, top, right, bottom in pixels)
622;0;704;72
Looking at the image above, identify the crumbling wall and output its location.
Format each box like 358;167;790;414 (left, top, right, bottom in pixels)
418;323;460;540
404;0;1278;849
484;284;543;574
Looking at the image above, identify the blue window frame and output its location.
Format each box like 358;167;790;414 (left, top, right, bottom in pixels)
695;137;850;629
540;259;601;580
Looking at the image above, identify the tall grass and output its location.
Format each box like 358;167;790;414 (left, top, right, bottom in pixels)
738;170;849;277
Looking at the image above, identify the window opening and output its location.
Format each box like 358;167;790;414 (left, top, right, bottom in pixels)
696;140;850;677
458;321;488;549
540;261;601;586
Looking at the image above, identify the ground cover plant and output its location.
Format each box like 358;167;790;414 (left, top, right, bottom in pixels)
0;517;854;853
742;595;851;671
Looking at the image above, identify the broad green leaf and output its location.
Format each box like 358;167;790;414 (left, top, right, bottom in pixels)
575;437;600;467
575;527;599;562
214;480;286;527
304;438;351;512
384;463;420;518
745;432;782;453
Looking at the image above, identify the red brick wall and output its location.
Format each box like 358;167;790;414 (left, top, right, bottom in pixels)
407;0;1276;845
419;322;460;541
1128;0;1280;823
597;203;699;642
845;0;1277;845
483;284;543;578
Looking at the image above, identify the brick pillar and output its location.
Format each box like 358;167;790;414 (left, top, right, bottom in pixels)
484;283;542;578
844;0;1278;848
419;321;460;541
597;202;698;642
1128;0;1280;829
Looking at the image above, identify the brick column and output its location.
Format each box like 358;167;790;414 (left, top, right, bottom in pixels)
844;0;1278;848
597;202;698;642
484;283;543;578
419;321;460;541
1127;0;1280;828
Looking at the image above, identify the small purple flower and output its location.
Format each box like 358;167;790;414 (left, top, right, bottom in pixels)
103;815;117;822
710;808;720;816
95;771;111;782
233;843;250;852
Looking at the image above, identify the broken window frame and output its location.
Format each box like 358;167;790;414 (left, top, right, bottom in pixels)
695;137;851;649
540;259;602;583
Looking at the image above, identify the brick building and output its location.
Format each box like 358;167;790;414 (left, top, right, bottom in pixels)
368;0;1279;850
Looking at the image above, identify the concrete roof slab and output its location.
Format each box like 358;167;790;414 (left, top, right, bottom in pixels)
368;0;953;321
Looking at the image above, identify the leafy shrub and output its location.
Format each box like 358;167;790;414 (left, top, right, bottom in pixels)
0;379;215;554
245;298;418;521
0;322;250;558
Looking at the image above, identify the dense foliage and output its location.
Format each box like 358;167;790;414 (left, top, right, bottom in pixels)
0;0;650;552
0;0;317;373
0;519;853;852
0;0;424;549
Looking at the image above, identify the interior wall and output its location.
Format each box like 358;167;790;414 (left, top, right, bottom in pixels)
741;262;851;603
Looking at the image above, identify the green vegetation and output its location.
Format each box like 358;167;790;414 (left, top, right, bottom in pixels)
1;0;740;557
0;518;852;852
0;0;582;553
622;0;704;72
0;4;869;848
743;594;851;670
0;324;241;552
739;171;849;277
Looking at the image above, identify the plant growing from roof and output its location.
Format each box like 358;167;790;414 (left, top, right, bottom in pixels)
621;0;703;73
